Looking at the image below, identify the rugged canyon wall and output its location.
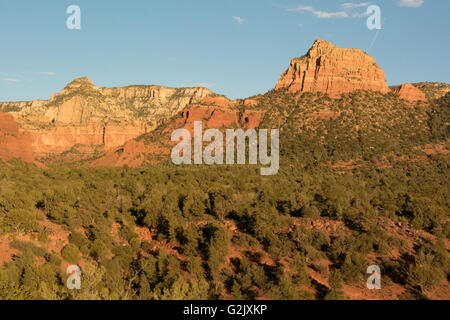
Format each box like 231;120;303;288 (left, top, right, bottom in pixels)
275;39;390;97
0;77;213;154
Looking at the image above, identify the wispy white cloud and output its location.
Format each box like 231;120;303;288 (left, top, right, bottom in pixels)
39;72;55;76
351;11;370;18
288;2;370;19
288;5;347;18
398;0;424;7
233;16;245;24
314;10;349;18
341;2;371;10
289;5;313;13
4;78;20;83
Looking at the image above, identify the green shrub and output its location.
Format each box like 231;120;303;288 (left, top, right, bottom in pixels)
61;244;81;264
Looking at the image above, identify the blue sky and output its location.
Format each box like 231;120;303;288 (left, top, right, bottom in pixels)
1;0;449;101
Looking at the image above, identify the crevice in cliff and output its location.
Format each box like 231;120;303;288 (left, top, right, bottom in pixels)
301;71;307;92
315;57;321;79
102;126;106;145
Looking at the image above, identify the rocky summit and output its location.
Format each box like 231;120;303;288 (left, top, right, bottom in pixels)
275;39;390;97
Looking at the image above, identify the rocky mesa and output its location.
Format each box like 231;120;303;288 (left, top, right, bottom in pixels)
0;77;213;155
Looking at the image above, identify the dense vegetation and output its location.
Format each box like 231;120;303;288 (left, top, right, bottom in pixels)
0;90;448;300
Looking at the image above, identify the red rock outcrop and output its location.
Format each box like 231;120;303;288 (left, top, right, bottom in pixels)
275;39;390;97
0;113;34;162
176;103;263;132
394;83;428;102
88;100;265;167
200;96;236;109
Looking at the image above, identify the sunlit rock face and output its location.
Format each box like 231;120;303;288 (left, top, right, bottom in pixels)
394;83;428;102
0;77;213;154
276;39;390;97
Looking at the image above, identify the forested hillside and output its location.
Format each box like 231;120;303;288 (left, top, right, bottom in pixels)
0;90;448;300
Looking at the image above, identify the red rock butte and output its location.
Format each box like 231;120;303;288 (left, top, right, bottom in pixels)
275;39;390;97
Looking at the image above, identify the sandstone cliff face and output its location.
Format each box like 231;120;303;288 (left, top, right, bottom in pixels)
0;113;34;162
28;123;150;154
275;39;390;97
394;83;428;103
0;77;213;154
